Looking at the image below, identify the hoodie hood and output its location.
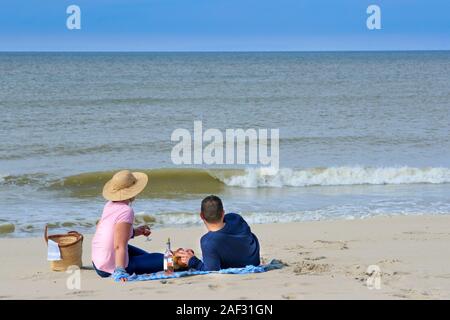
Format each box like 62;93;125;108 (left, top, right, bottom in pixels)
220;213;251;236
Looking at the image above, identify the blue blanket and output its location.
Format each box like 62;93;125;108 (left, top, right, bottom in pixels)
114;259;284;282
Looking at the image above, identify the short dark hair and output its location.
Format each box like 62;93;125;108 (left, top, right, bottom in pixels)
201;195;224;223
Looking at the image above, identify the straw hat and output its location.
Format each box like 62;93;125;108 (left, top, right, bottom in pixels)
102;170;148;201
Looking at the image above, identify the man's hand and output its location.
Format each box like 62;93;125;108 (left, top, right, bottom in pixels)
178;249;195;265
134;225;151;237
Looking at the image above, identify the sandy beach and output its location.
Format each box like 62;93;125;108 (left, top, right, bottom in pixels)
1;214;449;300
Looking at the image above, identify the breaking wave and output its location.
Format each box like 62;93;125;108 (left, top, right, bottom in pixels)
223;166;450;188
2;166;450;198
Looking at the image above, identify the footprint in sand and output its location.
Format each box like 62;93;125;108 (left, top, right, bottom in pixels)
293;261;331;275
285;245;305;250
304;256;326;261
377;258;401;265
376;259;404;279
66;290;95;297
392;289;435;300
239;275;264;281
391;271;409;276
208;284;220;291
399;231;445;241
347;262;409;287
129;287;153;292
313;240;349;250
402;231;428;235
20;272;45;281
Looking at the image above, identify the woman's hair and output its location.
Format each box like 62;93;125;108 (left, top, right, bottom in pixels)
113;197;135;203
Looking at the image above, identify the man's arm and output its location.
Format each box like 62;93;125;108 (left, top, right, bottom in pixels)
187;239;221;271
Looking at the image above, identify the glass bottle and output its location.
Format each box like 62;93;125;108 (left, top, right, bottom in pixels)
163;237;174;274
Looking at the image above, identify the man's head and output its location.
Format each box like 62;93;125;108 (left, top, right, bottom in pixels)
200;195;224;224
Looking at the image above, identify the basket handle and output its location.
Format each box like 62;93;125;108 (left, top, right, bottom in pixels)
44;224;49;244
68;231;83;242
44;228;83;246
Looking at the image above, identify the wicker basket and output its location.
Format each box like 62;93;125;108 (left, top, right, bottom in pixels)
44;225;83;271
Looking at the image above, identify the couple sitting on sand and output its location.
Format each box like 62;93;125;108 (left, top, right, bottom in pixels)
91;170;260;281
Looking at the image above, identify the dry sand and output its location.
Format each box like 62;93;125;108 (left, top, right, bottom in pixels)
1;215;449;300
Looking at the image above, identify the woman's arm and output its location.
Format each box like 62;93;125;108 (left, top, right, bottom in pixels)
114;222;131;269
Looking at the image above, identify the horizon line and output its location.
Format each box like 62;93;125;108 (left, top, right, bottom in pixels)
1;49;450;53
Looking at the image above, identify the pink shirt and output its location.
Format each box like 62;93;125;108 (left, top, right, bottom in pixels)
91;201;134;274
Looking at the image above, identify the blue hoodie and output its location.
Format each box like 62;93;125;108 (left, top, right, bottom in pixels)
188;213;260;271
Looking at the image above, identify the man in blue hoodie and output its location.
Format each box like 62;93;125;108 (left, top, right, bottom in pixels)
179;195;260;271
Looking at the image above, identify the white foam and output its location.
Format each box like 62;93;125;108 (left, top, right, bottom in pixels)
222;166;450;188
150;208;450;227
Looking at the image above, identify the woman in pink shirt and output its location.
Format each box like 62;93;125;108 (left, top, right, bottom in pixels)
91;170;163;281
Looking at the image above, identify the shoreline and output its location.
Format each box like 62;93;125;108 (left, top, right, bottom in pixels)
1;214;449;299
4;166;450;238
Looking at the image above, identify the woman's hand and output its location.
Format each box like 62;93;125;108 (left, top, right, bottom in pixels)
134;225;151;237
112;267;129;282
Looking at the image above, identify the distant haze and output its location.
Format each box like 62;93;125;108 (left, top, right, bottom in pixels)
0;0;449;51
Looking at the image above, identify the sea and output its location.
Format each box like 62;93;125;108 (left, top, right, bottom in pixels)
1;51;450;237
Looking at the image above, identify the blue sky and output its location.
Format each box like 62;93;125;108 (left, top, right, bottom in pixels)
0;0;449;51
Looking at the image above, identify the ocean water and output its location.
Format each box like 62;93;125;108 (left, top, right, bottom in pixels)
1;51;450;237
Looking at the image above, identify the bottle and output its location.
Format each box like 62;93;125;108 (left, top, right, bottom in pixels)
163;237;174;274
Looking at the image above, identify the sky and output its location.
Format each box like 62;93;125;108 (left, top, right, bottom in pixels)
0;0;449;51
